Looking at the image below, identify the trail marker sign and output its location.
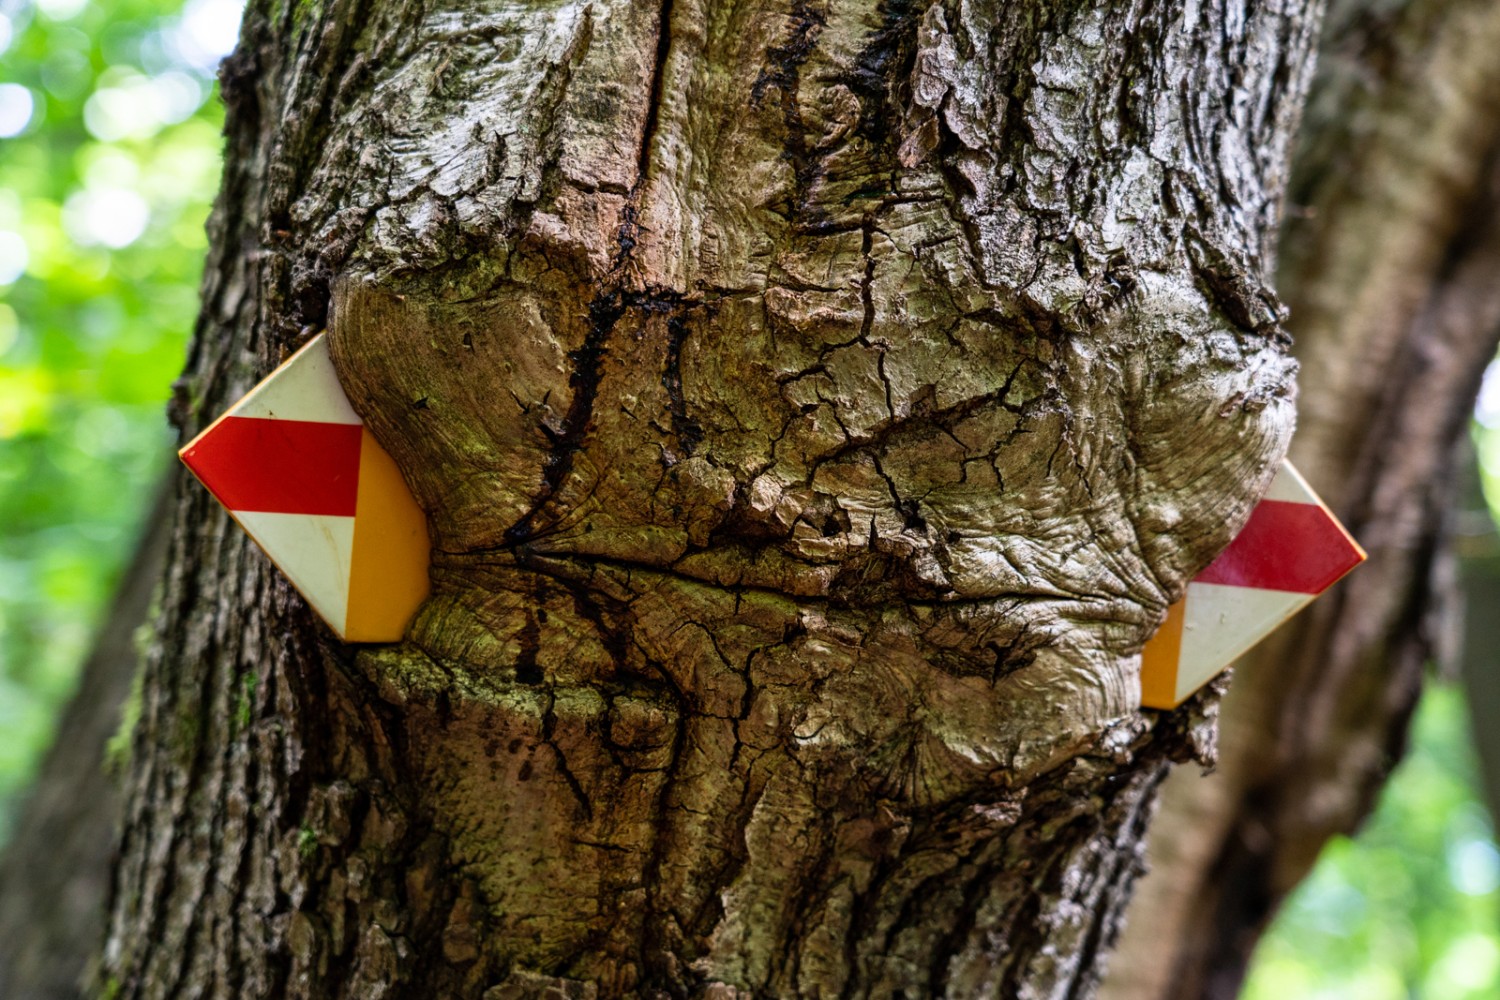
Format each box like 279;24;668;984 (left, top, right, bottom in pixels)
180;341;1361;682
179;333;430;642
1139;461;1365;709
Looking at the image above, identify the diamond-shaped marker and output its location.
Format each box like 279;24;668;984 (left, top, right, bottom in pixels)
1139;461;1366;709
179;333;430;642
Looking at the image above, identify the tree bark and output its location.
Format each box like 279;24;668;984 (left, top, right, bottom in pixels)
98;1;1324;997
1102;0;1500;996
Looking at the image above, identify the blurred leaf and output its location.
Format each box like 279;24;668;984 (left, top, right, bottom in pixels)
1245;685;1500;999
0;0;240;843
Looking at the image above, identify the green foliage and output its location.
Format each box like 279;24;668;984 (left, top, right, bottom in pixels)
1244;374;1500;996
0;0;236;841
102;658;144;776
1245;684;1500;999
297;823;317;860
234;669;256;728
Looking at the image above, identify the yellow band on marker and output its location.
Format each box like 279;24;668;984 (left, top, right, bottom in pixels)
1140;598;1186;710
345;427;431;642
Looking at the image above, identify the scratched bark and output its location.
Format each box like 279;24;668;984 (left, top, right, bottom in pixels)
101;0;1321;997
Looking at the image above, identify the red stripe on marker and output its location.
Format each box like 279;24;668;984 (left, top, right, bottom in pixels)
182;416;363;516
1197;499;1362;594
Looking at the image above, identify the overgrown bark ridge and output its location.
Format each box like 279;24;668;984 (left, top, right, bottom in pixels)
103;1;1323;997
1107;0;1500;994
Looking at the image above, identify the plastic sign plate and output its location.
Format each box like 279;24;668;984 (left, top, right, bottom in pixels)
1139;461;1366;709
179;333;430;642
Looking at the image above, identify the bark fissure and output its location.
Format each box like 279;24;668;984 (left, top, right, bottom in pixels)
1106;0;1500;993
98;0;1328;996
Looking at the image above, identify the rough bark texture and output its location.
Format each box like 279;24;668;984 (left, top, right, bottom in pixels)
98;1;1323;997
1103;0;1500;996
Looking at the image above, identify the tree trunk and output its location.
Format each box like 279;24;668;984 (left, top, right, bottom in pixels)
98;1;1324;997
1102;0;1500;996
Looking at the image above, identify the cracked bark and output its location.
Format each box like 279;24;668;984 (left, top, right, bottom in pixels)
94;0;1323;997
1103;0;1500;996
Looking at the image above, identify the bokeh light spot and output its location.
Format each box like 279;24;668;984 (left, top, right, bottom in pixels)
1450;838;1500;897
36;0;89;22
0;231;28;284
62;188;150;249
83;69;205;142
170;0;243;71
0;84;35;138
